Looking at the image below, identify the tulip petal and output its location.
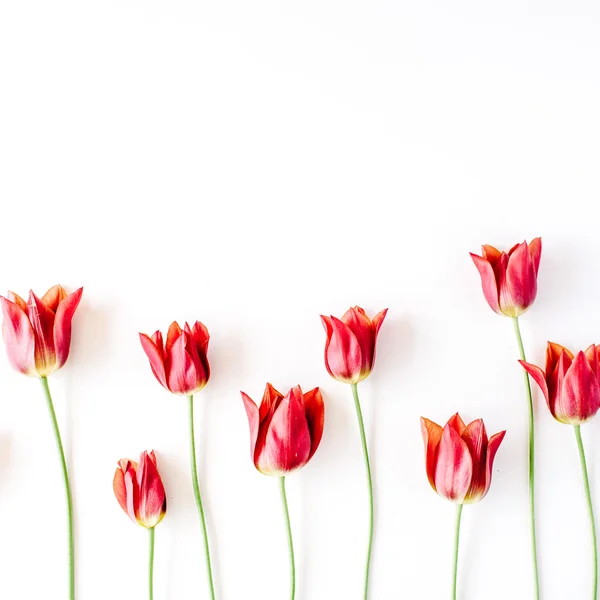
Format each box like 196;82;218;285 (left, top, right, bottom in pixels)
321;315;364;383
371;308;388;337
241;391;260;461
420;417;443;490
53;287;83;370
481;244;502;265
165;321;182;354
546;341;573;375
505;242;537;315
259;386;311;475
446;413;467;435
558;351;600;423
191;321;210;355
113;464;129;516
519;361;549;406
470;253;502;315
461;419;488;502
303;387;325;460
7;291;27;312
41;285;68;312
1;296;36;376
137;451;167;528
119;459;140;523
529;237;542;276
27;291;56;375
165;333;199;395
585;344;600;381
341;307;373;360
139;333;168;389
434;424;473;503
258;383;284;424
151;330;166;361
483;430;506;499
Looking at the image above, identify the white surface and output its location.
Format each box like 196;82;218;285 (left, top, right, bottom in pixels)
0;1;599;599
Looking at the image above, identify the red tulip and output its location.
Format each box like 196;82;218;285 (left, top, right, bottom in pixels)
470;238;541;317
520;342;600;425
241;384;325;476
139;321;210;395
113;450;167;528
0;285;83;377
421;414;506;504
320;306;388;384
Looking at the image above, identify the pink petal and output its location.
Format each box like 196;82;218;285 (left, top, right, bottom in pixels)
165;321;183;354
7;291;27;312
420;417;443;490
53;287;83;370
461;419;488;502
558;351;600;424
446;413;467;435
259;386;311;475
139;333;168;390
0;296;36;376
529;237;542;276
241;391;260;463
137;451;167;528
371;308;388;337
483;430;506;499
519;361;549;406
433;424;473;503
504;242;537;316
165;333;200;395
302;387;325;460
151;330;166;361
322;315;364;384
27;291;56;376
585;344;600;381
470;253;502;315
112;464;129;516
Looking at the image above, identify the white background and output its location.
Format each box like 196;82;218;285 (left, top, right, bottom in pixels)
0;1;599;599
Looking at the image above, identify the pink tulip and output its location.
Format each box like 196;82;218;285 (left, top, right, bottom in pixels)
470;238;541;317
320;306;388;384
520;342;600;425
241;383;325;476
113;450;167;529
139;321;210;395
421;413;506;504
0;285;83;377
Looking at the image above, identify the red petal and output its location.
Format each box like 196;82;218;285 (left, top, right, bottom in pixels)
433;424;473;503
190;321;210;355
136;451;167;528
558;351;600;423
241;391;260;464
302;387;325;460
113;459;139;524
53;287;83;371
546;341;573;375
528;238;542;276
470;253;502;315
139;333;168;390
504;242;537;316
481;244;502;264
585;344;600;381
113;464;129;516
186;322;210;387
258;382;284;424
165;321;183;354
0;296;36;376
322;315;364;383
165;333;201;395
371;308;388;337
519;361;549;407
27;291;56;376
259;386;311;475
7;291;27;312
483;430;506;499
420;417;443;490
41;285;68;313
446;413;467;435
461;419;488;502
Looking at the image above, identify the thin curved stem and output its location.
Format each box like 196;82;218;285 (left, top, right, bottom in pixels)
188;395;216;600
351;383;374;600
148;527;155;600
574;425;598;599
512;317;540;599
279;477;296;600
40;376;75;600
452;504;464;600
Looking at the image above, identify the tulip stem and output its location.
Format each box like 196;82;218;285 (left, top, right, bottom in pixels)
574;425;598;599
512;317;540;600
148;527;155;600
188;395;216;600
280;477;296;600
452;503;463;600
40;376;75;600
351;383;374;600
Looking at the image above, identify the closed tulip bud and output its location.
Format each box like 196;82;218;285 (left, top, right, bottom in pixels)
241;383;325;476
470;238;541;317
0;285;83;377
421;413;506;504
320;306;388;384
520;342;600;425
139;321;210;396
113;450;167;528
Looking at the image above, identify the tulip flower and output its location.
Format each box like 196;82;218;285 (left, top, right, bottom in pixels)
470;238;542;598
113;451;166;600
320;305;387;600
139;321;210;396
521;342;600;595
321;306;388;384
0;284;83;600
241;383;324;600
421;414;506;599
139;320;215;599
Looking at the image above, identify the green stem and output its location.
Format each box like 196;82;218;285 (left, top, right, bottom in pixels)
512;317;540;599
40;376;75;600
279;477;296;600
351;383;374;600
574;425;598;599
188;395;216;600
452;504;463;600
148;527;155;600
